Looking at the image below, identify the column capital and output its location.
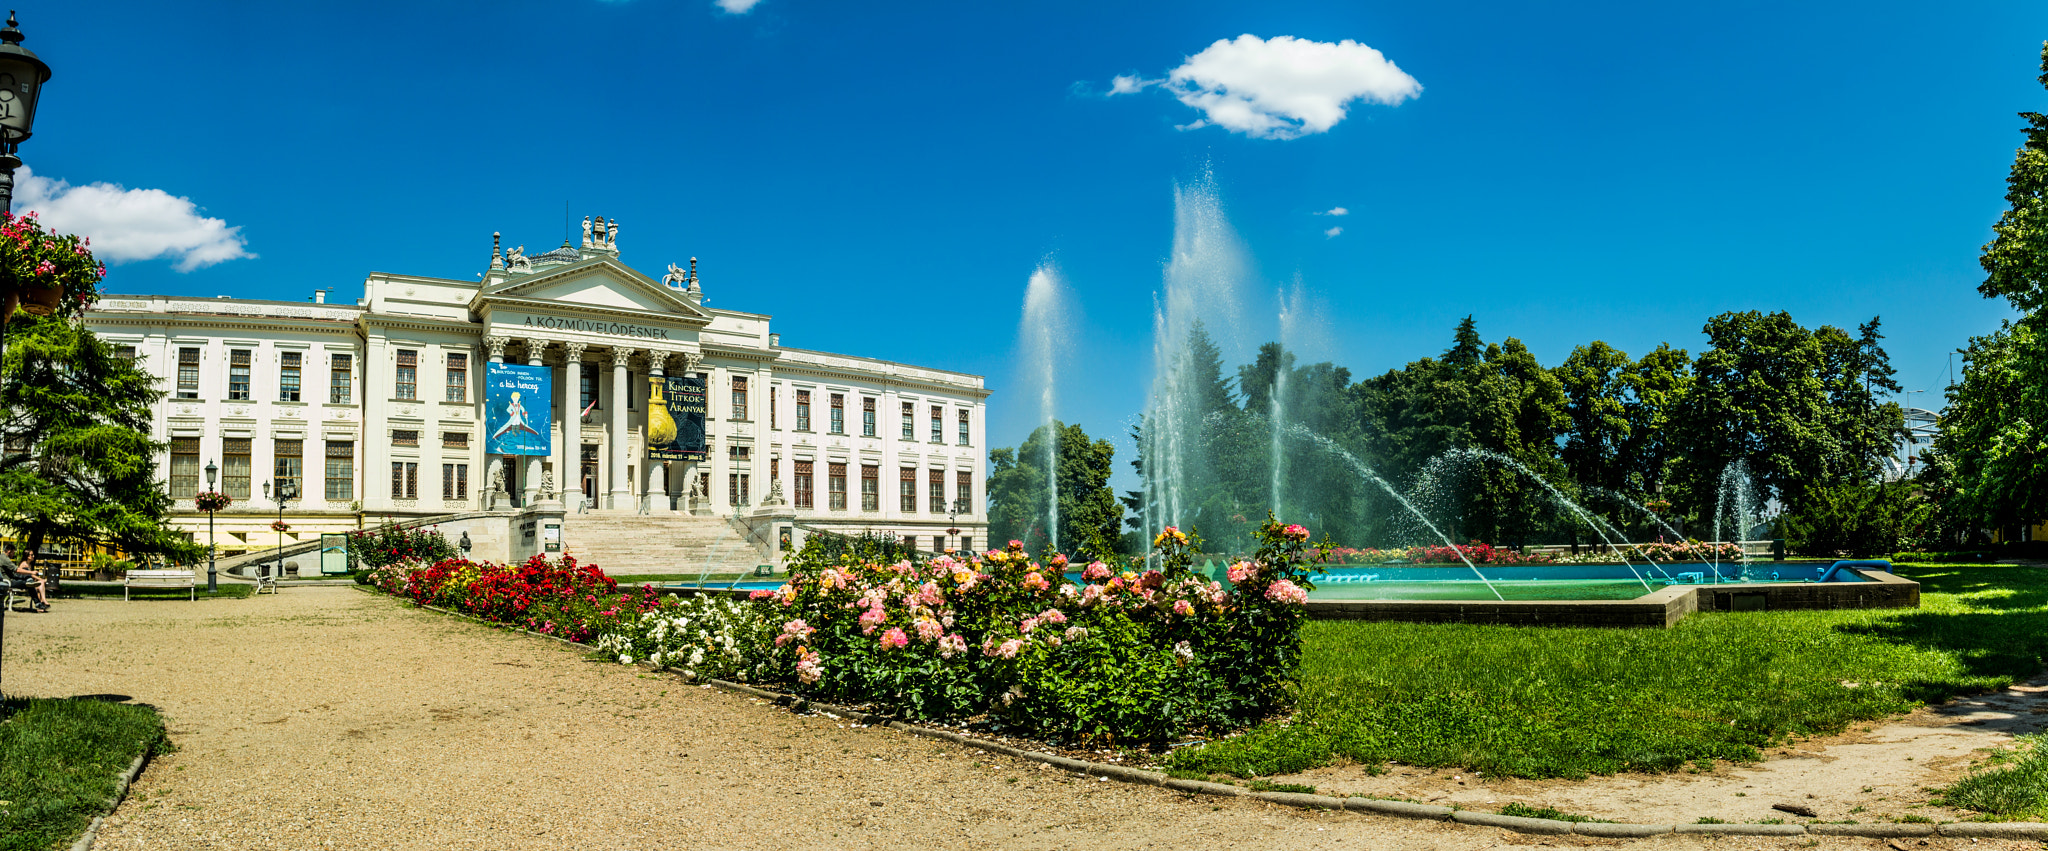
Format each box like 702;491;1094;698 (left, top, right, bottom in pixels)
609;347;639;366
523;337;551;354
562;341;589;362
681;350;704;376
482;336;510;360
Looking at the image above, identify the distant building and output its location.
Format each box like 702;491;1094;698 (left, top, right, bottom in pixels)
83;221;990;559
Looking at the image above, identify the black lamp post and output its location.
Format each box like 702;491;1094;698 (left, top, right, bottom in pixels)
0;11;50;217
947;498;969;553
204;460;218;592
265;479;296;580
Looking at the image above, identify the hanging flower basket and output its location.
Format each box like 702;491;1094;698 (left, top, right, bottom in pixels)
271;520;291;533
18;280;62;316
194;491;232;511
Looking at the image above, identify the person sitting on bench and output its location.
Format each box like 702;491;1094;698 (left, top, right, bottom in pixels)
2;542;49;612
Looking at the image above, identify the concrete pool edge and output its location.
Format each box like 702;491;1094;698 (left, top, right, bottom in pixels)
653;568;1921;629
1302;569;1920;628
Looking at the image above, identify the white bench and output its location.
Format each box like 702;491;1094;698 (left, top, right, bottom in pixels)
125;569;197;601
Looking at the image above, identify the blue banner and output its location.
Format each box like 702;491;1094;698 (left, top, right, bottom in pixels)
485;363;553;456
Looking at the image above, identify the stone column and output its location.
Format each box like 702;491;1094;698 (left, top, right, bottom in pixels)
482;335;510;509
559;342;587;511
523;338;549;506
608;347;637;510
644;352;670;513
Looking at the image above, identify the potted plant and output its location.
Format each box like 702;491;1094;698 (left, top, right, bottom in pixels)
0;211;105;322
195;490;232;511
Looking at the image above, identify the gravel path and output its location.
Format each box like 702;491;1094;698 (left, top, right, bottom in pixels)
1;588;2012;850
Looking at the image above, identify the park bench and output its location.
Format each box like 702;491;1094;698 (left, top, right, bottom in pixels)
125;569;197;601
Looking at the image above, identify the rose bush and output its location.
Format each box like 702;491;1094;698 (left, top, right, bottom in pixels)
758;516;1326;745
347;524;458;571
368;553;657;643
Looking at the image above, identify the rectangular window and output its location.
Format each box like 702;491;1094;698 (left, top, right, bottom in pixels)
901;401;915;439
581;444;600;502
391;462;418;500
930;405;943;442
958;410;970;445
176;348;201;399
728;473;750;506
115;345;136;361
861;464;879;511
170;437;200;499
795;390;811;431
900;468;917;513
446;352;468;402
794;461;814;509
861;397;876;437
274;439;303;499
580;365;599;414
829;394;845;434
828;463;847;510
442;463;469;500
961;535;973;554
933;536;945;554
957;471;972;516
770;387;778;430
395;349;418;400
731;376;749;421
930;468;946;514
442;432;469;449
222;438;252;499
228;349;252;400
330;353;353;404
325;441;354;501
392;429;419;446
278;351;302;401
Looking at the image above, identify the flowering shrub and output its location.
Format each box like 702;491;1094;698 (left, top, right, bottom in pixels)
1552;539;1743;564
592;594;775;682
1315;543;1557;566
193;491;231;512
757;517;1327;745
368;553;658;643
347;524;458;570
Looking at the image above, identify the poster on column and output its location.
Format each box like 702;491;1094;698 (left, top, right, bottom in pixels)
647;375;706;461
485;362;553;456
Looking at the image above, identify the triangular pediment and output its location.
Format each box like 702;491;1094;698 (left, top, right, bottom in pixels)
476;256;711;323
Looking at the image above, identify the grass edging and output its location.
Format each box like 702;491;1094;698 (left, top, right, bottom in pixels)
382;589;2048;841
65;749;149;851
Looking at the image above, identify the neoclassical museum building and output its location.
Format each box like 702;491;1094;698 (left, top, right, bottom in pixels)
82;219;990;565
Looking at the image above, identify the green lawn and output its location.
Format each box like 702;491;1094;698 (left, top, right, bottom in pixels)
55;583;254;600
1168;563;2048;780
0;697;166;851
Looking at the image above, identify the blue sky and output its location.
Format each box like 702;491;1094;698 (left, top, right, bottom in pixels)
24;0;2047;471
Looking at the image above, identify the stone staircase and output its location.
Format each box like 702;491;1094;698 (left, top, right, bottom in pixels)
561;513;769;577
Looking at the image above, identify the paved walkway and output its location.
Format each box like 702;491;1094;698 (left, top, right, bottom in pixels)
0;588;1983;850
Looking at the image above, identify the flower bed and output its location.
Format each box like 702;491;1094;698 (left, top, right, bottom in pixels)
1315;543;1558;566
363;518;1328;748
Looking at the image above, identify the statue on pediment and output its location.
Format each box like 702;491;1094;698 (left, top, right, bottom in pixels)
580;216;593;249
605;219;618;250
505;244;531;273
662;262;687;288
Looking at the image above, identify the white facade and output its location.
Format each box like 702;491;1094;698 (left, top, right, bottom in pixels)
84;225;990;556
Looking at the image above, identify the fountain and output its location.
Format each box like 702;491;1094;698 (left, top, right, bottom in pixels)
1018;263;1070;551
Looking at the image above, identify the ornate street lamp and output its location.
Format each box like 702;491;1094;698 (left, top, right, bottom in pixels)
204;460;218;592
264;479;296;581
0;11;50;216
947;497;970;553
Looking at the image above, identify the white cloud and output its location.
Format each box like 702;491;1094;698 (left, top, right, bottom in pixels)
1108;74;1154;96
15;167;253;272
1130;34;1419;140
1318;206;1349;216
1324;226;1343;238
714;0;762;13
